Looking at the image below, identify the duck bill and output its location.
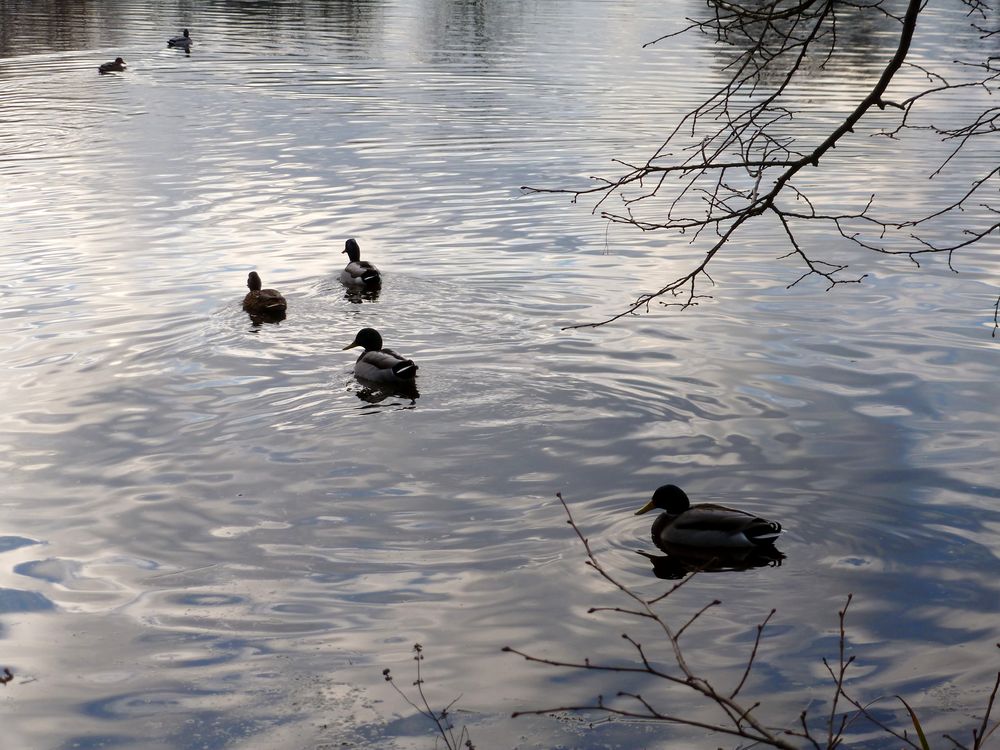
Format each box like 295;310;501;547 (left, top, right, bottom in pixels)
634;500;657;516
342;342;359;350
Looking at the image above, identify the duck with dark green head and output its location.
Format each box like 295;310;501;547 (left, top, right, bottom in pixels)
342;328;417;385
339;239;381;289
243;272;287;317
636;484;782;550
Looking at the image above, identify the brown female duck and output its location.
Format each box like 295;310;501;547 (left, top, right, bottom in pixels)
242;272;287;316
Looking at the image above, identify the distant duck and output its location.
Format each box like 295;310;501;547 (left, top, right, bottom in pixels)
242;272;287;316
339;239;382;289
342;328;417;385
98;57;126;74
635;484;783;550
168;29;192;48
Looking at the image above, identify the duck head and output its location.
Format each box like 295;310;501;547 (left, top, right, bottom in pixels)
343;327;383;352
342;238;361;263
247;271;262;291
635;484;691;516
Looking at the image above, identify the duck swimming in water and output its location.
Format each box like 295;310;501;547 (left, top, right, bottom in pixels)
168;29;192;48
635;484;782;550
342;328;417;386
98;57;126;74
242;272;287;317
339;239;382;289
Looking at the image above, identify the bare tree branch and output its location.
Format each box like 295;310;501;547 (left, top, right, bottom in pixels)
524;0;999;332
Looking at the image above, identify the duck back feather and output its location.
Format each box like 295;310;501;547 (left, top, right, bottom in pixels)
355;349;417;383
652;504;781;549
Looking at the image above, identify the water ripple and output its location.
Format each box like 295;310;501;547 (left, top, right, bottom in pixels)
0;1;997;749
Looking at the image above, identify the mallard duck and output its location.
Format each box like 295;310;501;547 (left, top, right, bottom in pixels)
98;57;126;74
635;484;782;549
242;272;287;315
342;328;417;385
168;29;192;48
339;239;381;289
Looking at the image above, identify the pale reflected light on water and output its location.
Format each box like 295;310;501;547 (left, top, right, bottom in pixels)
0;1;998;748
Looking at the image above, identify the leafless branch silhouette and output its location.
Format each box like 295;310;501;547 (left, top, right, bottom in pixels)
523;0;999;333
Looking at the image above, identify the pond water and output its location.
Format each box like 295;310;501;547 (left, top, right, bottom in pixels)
1;1;998;748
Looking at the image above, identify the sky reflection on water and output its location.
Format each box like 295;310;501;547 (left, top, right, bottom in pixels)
0;1;998;748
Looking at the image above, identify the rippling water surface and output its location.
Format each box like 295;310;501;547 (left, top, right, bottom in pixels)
1;1;998;748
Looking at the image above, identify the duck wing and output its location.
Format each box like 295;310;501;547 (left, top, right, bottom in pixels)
342;261;381;286
673;504;762;532
356;349;417;382
380;348;418;378
258;289;287;309
665;504;782;547
358;350;402;369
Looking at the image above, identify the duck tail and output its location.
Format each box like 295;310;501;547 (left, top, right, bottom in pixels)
746;520;782;546
361;270;381;287
391;360;418;380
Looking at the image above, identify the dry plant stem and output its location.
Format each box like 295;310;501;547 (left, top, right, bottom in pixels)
826;595;853;748
383;644;474;750
944;654;1000;750
523;0;999;331
826;632;998;750
504;492;796;749
974;668;1000;747
731;608;777;700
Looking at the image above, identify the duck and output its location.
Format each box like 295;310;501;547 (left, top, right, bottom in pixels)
242;272;287;316
339;239;382;289
635;484;782;550
168;29;192;48
342;328;417;385
98;57;126;74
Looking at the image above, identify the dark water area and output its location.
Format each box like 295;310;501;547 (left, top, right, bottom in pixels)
0;1;997;748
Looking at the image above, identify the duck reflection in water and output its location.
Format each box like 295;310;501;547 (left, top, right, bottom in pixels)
638;545;785;580
353;382;419;405
343;285;381;304
635;484;785;579
246;308;286;326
